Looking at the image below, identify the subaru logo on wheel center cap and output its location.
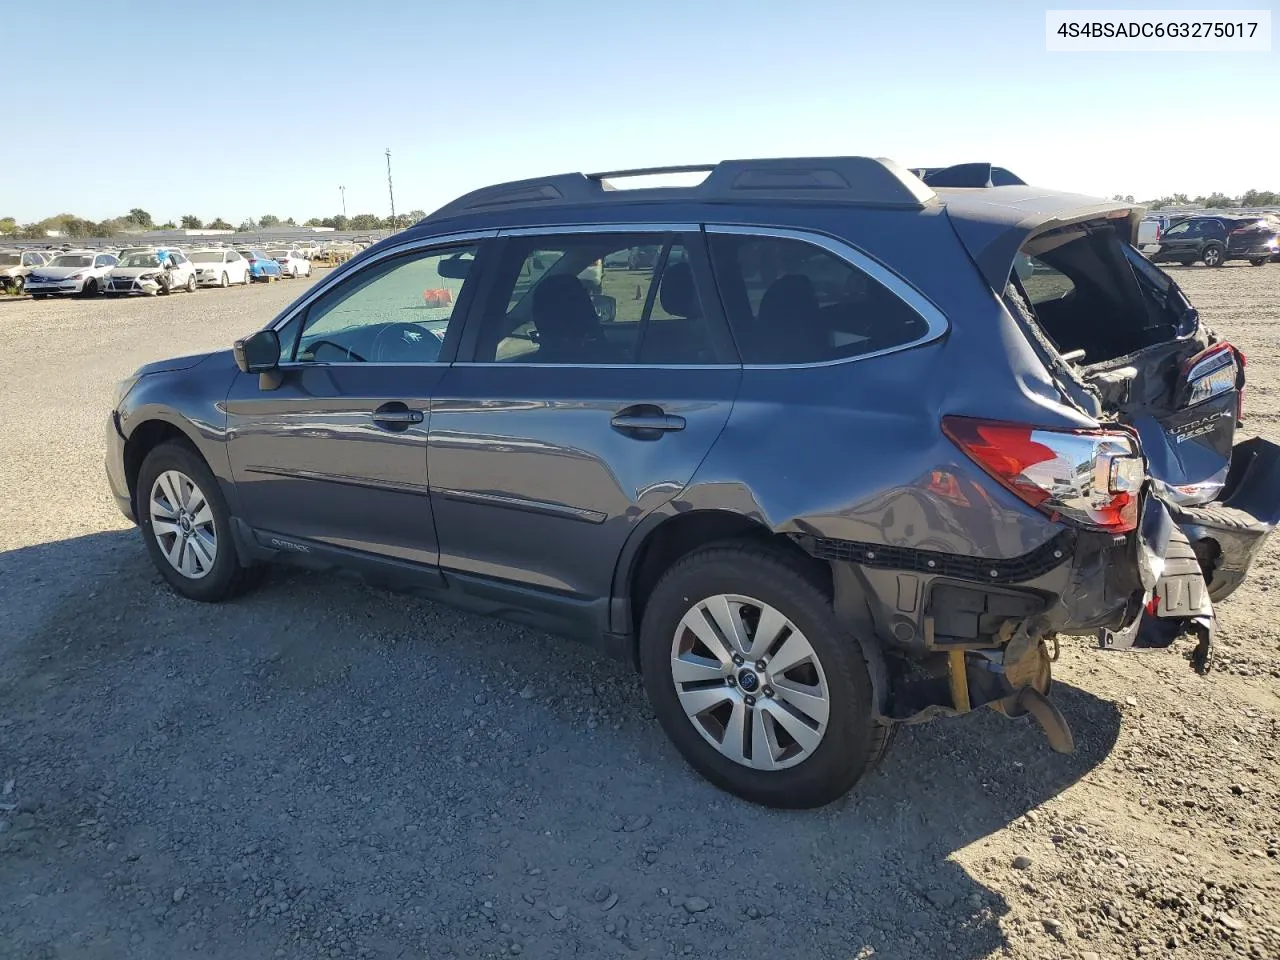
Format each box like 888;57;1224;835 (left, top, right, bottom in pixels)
737;669;759;692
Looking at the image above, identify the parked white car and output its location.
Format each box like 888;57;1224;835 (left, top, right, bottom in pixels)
25;250;119;297
189;248;251;287
107;249;197;296
0;249;49;293
268;248;313;278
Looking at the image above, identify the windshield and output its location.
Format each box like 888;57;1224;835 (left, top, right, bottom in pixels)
189;252;223;263
51;255;92;268
0;254;20;266
268;250;290;258
120;253;161;268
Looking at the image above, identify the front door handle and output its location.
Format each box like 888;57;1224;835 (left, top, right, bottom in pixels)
372;402;424;429
611;404;685;438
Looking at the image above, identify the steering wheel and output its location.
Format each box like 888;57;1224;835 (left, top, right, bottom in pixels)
369;322;442;363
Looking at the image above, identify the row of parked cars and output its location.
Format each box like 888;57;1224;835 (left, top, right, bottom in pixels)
1136;212;1280;267
0;244;315;297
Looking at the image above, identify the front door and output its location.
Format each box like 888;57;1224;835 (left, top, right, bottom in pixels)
428;228;741;604
224;240;484;568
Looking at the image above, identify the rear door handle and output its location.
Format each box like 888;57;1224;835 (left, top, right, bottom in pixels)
611;404;686;437
372;402;424;429
611;414;685;431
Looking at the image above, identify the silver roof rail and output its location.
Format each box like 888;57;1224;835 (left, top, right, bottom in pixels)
425;157;937;221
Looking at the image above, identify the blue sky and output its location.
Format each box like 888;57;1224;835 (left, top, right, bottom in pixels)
2;0;1276;223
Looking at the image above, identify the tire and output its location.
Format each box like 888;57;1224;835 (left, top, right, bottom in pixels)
1202;243;1224;267
1250;259;1267;267
244;271;252;285
81;278;98;296
639;541;887;808
136;441;259;602
12;276;25;295
185;273;196;293
220;272;229;288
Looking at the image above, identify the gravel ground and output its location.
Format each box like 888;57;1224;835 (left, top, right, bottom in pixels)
1;265;1277;960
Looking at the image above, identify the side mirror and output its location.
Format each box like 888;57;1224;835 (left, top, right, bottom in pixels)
234;328;281;373
592;294;617;323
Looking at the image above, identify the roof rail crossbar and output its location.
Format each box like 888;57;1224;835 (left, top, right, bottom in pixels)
912;163;1026;188
426;156;937;220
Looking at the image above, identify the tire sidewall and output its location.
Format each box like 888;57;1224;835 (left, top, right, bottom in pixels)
1203;244;1223;267
137;442;241;602
639;547;875;808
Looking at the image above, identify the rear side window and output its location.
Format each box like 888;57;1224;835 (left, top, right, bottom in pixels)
708;233;929;364
473;232;722;365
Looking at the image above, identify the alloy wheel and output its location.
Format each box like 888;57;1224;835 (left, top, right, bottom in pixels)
149;469;217;579
669;594;830;770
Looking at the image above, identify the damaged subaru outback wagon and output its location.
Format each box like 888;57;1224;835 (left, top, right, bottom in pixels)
106;158;1280;808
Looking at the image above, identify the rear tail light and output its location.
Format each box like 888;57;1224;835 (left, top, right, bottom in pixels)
1182;342;1241;408
942;416;1143;533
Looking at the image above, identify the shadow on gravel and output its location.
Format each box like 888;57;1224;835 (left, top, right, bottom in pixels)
1;531;1122;960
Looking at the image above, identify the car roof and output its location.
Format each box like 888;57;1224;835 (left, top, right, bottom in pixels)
408;157;1139;292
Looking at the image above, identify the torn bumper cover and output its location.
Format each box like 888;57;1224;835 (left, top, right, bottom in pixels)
1100;437;1280;671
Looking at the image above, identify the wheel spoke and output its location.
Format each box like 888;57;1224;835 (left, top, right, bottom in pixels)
704;595;750;656
722;699;748;761
163;532;184;569
159;472;183;513
680;608;735;669
744;604;788;660
151;496;178;521
179;539;200;577
670;653;726;685
750;705;778;770
186;486;208;520
768;630;816;675
151;519;182;538
771;676;829;726
676;685;733;719
189;530;216;567
191;502;214;528
761;699;823;756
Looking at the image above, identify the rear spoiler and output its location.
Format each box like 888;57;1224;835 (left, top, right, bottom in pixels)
939;188;1145;290
911;163;1026;188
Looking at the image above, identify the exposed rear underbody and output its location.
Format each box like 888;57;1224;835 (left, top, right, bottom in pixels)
856;212;1280;750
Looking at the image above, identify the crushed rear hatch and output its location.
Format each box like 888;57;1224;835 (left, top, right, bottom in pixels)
943;190;1280;668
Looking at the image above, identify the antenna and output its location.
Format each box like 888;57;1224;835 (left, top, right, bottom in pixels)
385;149;397;232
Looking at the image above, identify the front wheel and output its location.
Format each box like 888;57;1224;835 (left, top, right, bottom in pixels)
1250;258;1267;267
639;542;887;808
137;442;259;602
12;276;25;294
185;273;196;293
81;278;98;296
220;272;229;287
1202;243;1224;267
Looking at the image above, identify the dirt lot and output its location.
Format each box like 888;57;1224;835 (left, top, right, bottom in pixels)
1;265;1277;960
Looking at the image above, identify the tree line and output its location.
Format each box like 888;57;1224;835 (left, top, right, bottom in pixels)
0;209;429;239
1114;189;1280;210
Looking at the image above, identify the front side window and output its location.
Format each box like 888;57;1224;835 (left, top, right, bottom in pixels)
291;244;479;364
474;232;718;365
708;233;929;364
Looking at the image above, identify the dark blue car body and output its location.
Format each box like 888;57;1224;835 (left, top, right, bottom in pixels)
105;158;1280;807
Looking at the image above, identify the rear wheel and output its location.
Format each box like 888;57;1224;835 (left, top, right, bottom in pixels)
1202;243;1224;267
244;271;252;285
137;442;259;602
639;541;888;808
220;271;229;287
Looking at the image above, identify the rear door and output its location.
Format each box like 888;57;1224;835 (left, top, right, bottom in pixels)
224;236;488;568
1156;219;1201;260
427;226;740;611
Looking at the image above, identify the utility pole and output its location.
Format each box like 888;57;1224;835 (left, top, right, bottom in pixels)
385;148;397;232
339;185;346;219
